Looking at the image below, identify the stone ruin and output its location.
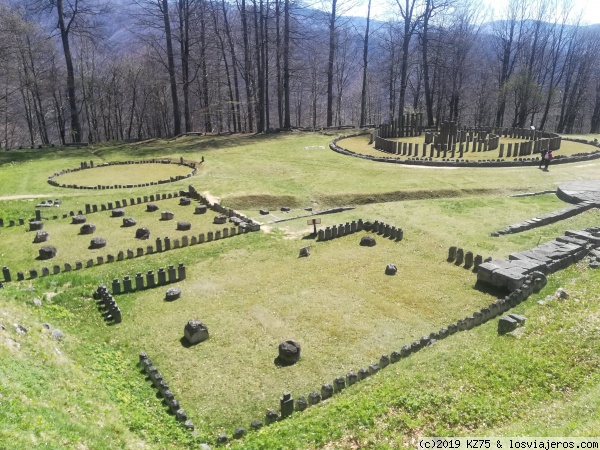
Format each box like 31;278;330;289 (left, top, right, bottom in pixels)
38;246;57;260
184;320;209;345
277;340;301;365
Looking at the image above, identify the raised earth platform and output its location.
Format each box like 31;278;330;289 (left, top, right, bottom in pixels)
557;180;600;204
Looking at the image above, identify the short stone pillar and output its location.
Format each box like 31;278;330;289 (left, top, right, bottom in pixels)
280;393;294;419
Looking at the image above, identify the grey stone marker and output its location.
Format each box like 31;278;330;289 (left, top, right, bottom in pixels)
280;393;294;419
64;263;71;272
127;249;134;259
135;273;144;291
123;276;132;293
308;391;321;405
455;248;464;265
168;265;177;283
112;279;121;295
146;271;155;288
157;268;167;285
334;377;346;392
448;246;457;262
97;256;104;265
164;237;171;250
265;410;278;425
295;397;308;411
137;248;144;257
86;259;94;268
464;251;474;269
177;263;186;280
321;384;333;400
346;372;358;385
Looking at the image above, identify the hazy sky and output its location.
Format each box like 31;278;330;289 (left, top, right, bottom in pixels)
347;0;600;25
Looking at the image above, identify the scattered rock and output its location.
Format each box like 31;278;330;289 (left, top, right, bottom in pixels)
33;231;49;243
135;227;150;240
360;236;376;247
38;246;57;260
184;320;209;344
278;339;301;365
165;287;181;301
555;288;570;299
146;203;159;212
111;208;125;217
89;237;107;249
51;329;64;341
498;316;519;334
213;215;227;224
71;215;86;224
33;298;42;307
80;223;96;235
281;207;291;212
161;211;174;220
42;322;52;329
176;221;191;231
385;263;397;275
179;197;191;206
122;217;137;227
259;209;270;215
13;324;27;334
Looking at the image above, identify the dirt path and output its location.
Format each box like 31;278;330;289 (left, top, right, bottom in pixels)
202;191;221;205
0;193;87;201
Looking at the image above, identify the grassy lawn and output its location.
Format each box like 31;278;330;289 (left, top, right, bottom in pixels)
1;131;600;449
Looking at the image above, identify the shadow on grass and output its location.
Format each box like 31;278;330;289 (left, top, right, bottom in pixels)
473;279;508;297
273;356;298;367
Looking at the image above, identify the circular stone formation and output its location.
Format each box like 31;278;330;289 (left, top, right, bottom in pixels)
111;208;125;218
122;217;137;227
360;236;376;247
90;237;107;249
184;319;209;345
176;221;191;231
80;223;96;235
72;215;87;224
557;180;600;204
135;227;150;240
146;203;159;212
166;287;181;301
278;339;301;365
39;246;57;260
47;160;198;190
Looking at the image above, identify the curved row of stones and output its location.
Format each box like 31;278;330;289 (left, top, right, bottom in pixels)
491;201;597;236
330;135;600;168
47;158;198;189
205;271;547;446
318;219;403;242
138;353;195;431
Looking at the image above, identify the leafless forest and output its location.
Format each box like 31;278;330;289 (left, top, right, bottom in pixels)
1;0;599;147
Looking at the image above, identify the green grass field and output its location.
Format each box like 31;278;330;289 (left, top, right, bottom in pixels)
1;130;600;449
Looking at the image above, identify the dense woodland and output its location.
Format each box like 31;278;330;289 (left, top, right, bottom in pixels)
1;0;600;147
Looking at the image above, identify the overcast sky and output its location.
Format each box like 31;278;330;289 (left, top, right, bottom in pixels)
346;0;600;25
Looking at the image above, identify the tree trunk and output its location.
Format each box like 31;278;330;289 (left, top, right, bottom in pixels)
56;0;82;142
359;0;371;127
326;0;337;127
161;0;181;136
283;0;291;128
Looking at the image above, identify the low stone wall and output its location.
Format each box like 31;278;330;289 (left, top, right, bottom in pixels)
492;201;597;236
93;285;122;324
138;352;195;431
47;158;198;190
317;219;403;242
110;263;186;295
477;226;600;291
